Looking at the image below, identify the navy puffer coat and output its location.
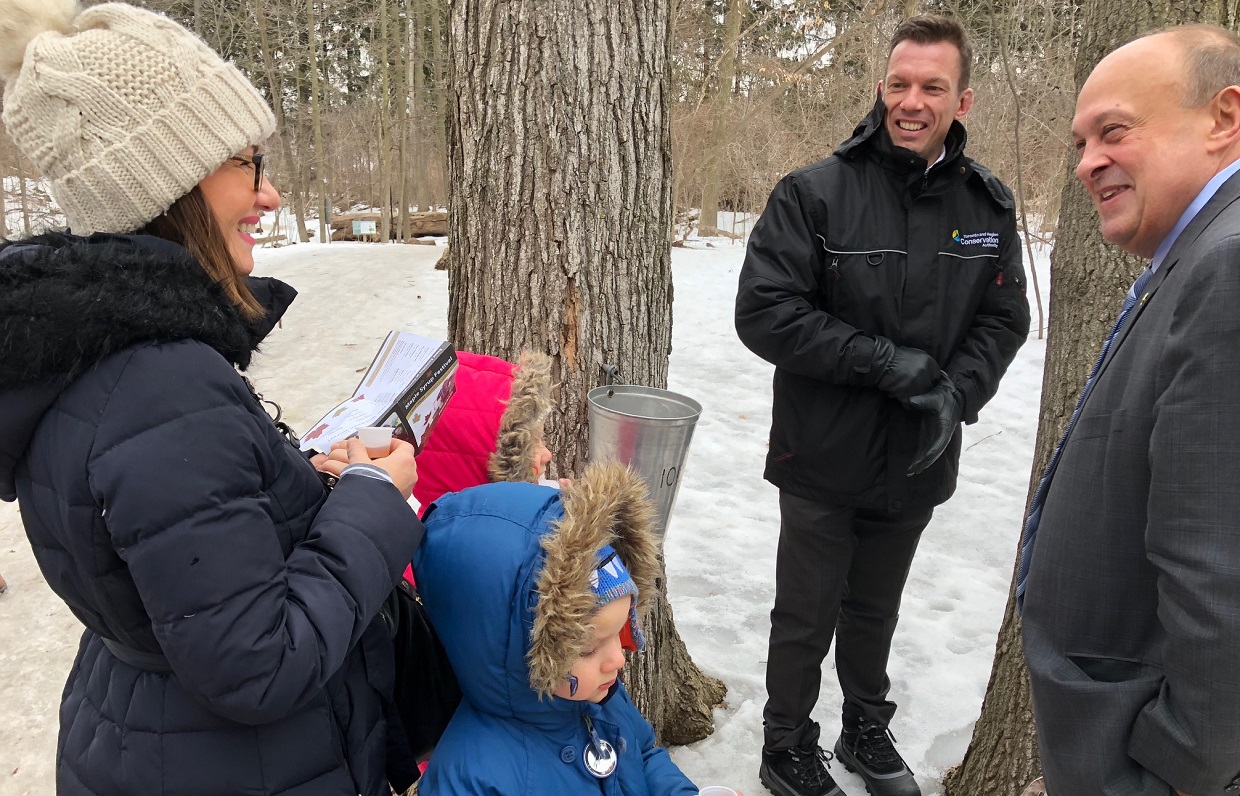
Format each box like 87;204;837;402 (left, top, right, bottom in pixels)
0;233;422;795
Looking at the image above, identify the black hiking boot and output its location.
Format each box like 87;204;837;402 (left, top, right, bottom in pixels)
833;719;920;796
759;743;844;796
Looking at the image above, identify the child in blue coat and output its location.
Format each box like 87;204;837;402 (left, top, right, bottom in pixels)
413;461;699;795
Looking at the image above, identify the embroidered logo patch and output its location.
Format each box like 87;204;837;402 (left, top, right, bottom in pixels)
952;229;1000;248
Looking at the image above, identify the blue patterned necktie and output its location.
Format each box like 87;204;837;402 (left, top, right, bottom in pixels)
1016;266;1154;608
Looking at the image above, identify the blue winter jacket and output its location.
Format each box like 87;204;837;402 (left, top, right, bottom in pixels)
414;472;698;796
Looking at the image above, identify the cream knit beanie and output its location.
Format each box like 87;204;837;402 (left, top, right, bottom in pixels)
0;0;276;234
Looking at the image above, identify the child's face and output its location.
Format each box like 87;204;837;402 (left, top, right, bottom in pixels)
533;442;553;479
554;596;629;703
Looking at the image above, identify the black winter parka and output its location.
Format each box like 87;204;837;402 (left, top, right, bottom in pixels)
736;101;1031;513
0;233;422;795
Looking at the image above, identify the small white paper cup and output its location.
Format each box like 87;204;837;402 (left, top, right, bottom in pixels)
698;788;738;796
356;426;394;458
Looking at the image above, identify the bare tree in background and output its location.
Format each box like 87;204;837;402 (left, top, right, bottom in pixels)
697;0;743;236
17;0;1080;242
1;139;11;239
305;0;330;242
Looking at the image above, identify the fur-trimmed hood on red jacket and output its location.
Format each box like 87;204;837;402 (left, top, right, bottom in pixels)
412;349;552;510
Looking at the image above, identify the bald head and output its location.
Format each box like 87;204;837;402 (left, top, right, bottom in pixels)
1071;27;1240;258
1146;24;1240;107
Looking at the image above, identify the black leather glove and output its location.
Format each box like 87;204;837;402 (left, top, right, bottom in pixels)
905;373;963;476
868;336;939;400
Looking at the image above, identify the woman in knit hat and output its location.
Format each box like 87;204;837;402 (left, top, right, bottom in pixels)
0;1;424;793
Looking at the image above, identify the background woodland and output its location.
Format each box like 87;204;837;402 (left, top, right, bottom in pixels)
0;0;1076;245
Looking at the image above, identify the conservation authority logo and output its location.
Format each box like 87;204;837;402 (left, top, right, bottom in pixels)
952;228;1000;248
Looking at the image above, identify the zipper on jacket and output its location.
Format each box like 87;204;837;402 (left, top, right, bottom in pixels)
581;715;618;781
826;256;840;312
583;715;603;755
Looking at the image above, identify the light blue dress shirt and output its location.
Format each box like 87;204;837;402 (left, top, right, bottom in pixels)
1149;156;1240;272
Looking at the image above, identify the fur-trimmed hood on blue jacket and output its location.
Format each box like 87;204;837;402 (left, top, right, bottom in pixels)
414;463;697;795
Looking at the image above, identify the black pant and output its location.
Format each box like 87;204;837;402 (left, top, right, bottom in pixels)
762;491;931;750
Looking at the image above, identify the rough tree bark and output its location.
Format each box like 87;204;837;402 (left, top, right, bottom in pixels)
943;1;1229;793
445;0;725;745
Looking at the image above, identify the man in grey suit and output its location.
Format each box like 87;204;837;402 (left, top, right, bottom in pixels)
1021;25;1240;796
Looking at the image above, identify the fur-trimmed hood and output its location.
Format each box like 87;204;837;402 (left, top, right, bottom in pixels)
414;461;660;725
488;349;553;483
0;231;295;500
411;349;553;511
528;459;658;696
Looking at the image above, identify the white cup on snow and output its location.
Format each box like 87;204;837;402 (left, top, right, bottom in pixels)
356;426;394;458
698;788;738;796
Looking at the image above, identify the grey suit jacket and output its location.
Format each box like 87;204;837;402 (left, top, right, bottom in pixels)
1024;170;1240;796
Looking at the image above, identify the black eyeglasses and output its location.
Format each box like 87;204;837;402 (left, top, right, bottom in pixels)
228;152;265;191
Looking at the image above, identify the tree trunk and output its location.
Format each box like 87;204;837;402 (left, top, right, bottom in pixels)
446;0;725;745
397;0;410;242
378;0;393;244
410;0;427;212
1;148;10;240
18;155;31;236
697;0;741;237
944;2;1229;793
306;0;330;243
430;0;446;210
253;0;311;244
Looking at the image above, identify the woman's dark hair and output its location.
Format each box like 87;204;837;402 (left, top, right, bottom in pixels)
143;186;264;321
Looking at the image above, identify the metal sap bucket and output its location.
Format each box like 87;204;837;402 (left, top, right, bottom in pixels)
587;384;702;542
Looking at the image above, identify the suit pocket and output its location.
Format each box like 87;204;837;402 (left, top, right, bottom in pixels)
1070;408;1126;441
1035;653;1166;795
1067;652;1157;683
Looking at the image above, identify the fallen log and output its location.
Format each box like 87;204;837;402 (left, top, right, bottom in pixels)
330;210;447;240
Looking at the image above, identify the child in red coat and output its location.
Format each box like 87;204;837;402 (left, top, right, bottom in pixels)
412;349;556;511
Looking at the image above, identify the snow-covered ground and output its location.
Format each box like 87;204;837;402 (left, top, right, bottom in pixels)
0;232;1050;795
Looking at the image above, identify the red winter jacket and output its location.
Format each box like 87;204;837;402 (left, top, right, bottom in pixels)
412;351;517;510
405;350;551;585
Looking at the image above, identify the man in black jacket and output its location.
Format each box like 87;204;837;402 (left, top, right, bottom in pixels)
735;16;1029;796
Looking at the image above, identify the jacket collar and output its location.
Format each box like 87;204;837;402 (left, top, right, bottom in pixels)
247;275;298;343
836;97;970;184
1095;168;1240;381
0;231;296;501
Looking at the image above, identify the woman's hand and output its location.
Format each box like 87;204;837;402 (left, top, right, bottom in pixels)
316;438;418;499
